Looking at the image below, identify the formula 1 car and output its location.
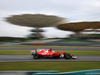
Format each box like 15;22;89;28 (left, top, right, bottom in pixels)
31;49;77;59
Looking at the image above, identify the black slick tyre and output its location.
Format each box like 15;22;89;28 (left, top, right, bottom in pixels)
64;53;71;59
33;53;40;59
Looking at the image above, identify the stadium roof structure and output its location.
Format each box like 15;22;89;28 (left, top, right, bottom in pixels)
5;14;67;28
57;21;100;32
94;29;100;32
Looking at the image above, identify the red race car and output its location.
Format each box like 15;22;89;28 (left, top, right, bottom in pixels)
31;49;77;59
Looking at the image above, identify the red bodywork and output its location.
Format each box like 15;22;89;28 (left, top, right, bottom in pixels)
37;49;66;57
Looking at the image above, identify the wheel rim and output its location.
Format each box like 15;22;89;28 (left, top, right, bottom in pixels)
65;54;70;59
34;53;39;58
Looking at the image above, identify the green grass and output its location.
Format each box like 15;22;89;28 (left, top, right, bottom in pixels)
0;50;30;55
0;62;100;72
88;34;100;36
0;50;100;55
0;45;100;49
58;50;100;55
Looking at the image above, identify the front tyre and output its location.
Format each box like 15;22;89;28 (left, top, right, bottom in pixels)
64;53;71;59
33;53;40;59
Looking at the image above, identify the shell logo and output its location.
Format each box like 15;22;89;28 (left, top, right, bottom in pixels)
50;54;52;55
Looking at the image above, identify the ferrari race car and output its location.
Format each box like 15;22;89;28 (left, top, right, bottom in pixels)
31;49;77;59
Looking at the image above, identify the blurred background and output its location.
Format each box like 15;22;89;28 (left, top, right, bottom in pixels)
0;0;100;46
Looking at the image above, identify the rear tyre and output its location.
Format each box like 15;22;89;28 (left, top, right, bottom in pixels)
33;53;40;59
64;53;71;59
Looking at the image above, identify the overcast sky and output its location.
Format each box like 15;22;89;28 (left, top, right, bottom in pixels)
0;0;100;38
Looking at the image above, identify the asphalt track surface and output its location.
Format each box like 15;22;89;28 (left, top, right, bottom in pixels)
0;47;100;50
0;55;100;62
